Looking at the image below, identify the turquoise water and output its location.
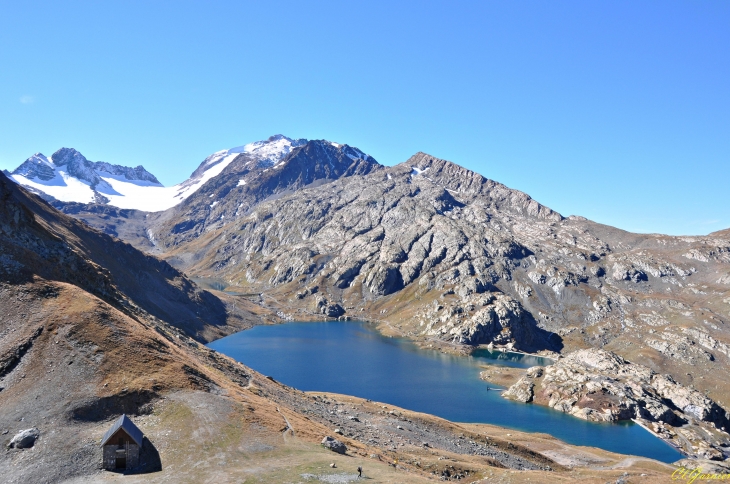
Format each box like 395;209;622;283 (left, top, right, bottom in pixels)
209;320;683;463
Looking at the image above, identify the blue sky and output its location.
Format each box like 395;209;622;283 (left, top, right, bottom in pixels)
1;1;728;235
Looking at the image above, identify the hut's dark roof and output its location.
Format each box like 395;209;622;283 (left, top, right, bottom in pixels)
101;414;143;446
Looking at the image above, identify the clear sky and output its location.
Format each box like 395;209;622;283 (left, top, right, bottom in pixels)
1;1;728;236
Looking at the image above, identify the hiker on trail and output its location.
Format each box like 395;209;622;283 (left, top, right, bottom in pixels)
357;466;362;477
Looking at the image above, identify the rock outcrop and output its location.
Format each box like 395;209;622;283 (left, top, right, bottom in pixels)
503;349;730;459
418;293;554;351
314;296;345;318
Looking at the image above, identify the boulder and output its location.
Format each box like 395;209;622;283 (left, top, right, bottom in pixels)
321;436;347;454
324;303;345;317
502;377;534;403
8;428;39;449
314;296;345;317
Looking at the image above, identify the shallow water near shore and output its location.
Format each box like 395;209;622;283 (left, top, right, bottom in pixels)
209;320;683;463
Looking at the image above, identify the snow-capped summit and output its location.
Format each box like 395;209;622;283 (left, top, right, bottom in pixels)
173;135;308;206
7;135;372;213
13;149;161;188
12;153;57;181
191;135;306;178
236;134;307;166
48;148;103;186
10;149;163;207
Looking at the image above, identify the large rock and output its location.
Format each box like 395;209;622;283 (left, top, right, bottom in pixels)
502;377;534;403
8;428;39;449
652;374;729;426
324;303;345;318
313;296;345;318
321;436;347;454
418;292;554;351
521;349;729;428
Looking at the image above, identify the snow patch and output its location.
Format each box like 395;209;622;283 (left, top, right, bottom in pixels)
230;135;306;166
146;229;157;247
237;179;246;186
11;172;95;204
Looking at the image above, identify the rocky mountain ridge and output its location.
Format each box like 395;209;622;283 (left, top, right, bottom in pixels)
12;149;160;187
150;136;381;249
7;134;730;465
6;135;375;215
33;136;730;372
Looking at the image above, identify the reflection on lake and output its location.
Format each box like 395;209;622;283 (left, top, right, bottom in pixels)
471;348;554;368
192;277;228;292
209;320;682;463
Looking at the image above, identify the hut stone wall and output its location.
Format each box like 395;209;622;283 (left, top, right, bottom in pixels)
102;442;139;471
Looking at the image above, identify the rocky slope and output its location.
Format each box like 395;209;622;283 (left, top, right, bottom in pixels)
159;151;563;352
0;170;249;341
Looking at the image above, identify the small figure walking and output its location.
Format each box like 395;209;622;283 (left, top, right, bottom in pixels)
357;465;362;478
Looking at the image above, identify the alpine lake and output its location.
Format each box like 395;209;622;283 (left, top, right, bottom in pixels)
209;320;683;463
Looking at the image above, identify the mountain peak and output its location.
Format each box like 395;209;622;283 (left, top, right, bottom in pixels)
235;134;308;165
9;148;163;207
403;151;563;222
267;134;292;142
12;153;56;181
51;147;88;167
49;147;101;186
196;135;307;174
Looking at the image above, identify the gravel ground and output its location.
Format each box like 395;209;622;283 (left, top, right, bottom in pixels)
254;376;557;472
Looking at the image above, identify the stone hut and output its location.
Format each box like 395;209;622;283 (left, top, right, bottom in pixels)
101;414;143;471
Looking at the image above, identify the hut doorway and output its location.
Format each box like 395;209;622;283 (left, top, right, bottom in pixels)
116;456;127;469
